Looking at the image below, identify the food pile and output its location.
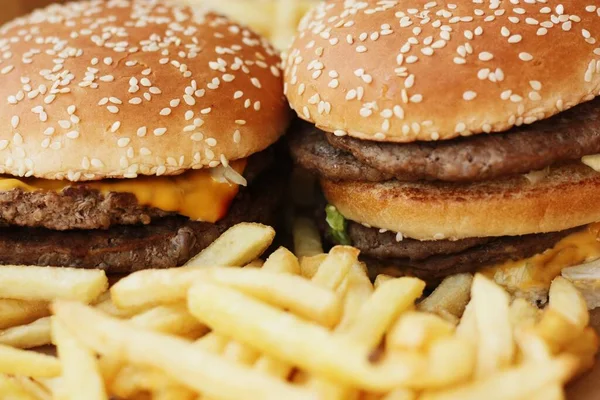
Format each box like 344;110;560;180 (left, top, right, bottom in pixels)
0;222;596;399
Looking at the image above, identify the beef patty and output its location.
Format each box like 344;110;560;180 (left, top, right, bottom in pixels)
0;169;285;273
0;148;274;231
344;222;577;281
290;98;600;182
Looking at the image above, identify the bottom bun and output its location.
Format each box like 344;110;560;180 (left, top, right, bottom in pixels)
321;163;600;240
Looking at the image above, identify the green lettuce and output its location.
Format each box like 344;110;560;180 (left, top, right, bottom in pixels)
325;205;352;246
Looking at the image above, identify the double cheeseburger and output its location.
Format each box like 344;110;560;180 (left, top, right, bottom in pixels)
286;0;600;300
0;0;290;272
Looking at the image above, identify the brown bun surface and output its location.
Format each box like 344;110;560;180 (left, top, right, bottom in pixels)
0;0;289;181
322;163;600;240
284;1;600;143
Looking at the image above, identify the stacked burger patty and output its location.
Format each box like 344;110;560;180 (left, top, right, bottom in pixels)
285;1;600;283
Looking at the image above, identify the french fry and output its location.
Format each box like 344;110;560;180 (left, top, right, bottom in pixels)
188;281;425;392
418;273;473;320
208;268;343;327
130;304;207;337
534;309;580;352
311;246;359;290
53;301;315;400
52;318;107;400
11;376;51;400
387;312;455;350
110;365;194;399
0;374;38;400
407;336;475;389
310;277;426;399
420;355;577;400
0;316;51;348
185;223;275;267
0;266;107;303
336;264;374;331
509;298;540;331
244;259;265;268
0;343;61;377
194;332;230;353
380;388;416;400
293;217;324;258
111;268;210;309
562;327;599;377
471;275;514;377
94;293;145;319
548;277;589;331
514;329;553;362
0;299;49;329
374;275;393;289
525;384;564;400
263;247;301;274
299;254;328;279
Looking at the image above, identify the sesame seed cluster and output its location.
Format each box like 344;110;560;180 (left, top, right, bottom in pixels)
284;0;600;143
0;0;288;181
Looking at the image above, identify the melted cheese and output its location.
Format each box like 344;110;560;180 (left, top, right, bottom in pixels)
0;160;247;223
482;223;600;298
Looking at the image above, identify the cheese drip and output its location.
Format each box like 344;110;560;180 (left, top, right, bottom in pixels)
0;160;247;223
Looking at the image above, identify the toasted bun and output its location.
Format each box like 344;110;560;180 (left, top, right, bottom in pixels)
322;163;600;240
284;1;600;143
0;0;289;181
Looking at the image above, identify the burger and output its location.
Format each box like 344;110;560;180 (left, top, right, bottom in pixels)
285;0;600;301
0;0;290;272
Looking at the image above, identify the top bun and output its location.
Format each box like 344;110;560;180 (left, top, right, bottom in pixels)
284;1;600;143
0;0;289;181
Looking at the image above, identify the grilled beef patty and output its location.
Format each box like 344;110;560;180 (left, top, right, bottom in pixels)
290;98;600;183
0;168;285;273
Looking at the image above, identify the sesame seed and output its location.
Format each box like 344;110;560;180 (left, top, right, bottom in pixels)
107;106;119;114
11;116;19;129
137;127;147;137
463;91;477;101
154;128;167;136
519;52;533;61
111;122;121;133
160;108;172;116
66;130;79;139
117;138;130;147
478;52;493;61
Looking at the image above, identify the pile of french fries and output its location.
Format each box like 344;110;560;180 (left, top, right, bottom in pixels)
0;221;596;399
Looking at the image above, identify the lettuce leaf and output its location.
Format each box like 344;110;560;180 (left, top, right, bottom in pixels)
325;205;352;246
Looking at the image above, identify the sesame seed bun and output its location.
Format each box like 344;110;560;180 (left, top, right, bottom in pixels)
0;0;289;181
321;163;600;241
284;1;600;143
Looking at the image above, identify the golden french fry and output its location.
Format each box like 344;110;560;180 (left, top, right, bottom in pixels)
208;268;343;327
253;356;292;380
299;254;328;279
185;223;275;267
11;376;51;400
514;329;553;362
524;384;564;400
244;259;265;268
312;246;359;290
53;301;315;400
293;217;324;258
420;356;577;400
0;374;39;400
381;388;416;400
0;316;51;348
387;312;455;350
534;308;580;352
0;299;49;330
194;332;230;353
337;264;374;331
93;294;142;319
456;301;477;342
409;336;475;389
263;247;301;274
111;268;210;309
562;327;599;377
130;304;207;337
110;365;195;400
0;266;107;303
341;278;425;346
52;318;107;400
471;274;514;377
154;385;197;400
509;298;540;331
549;277;589;331
374;275;393;289
222;341;260;365
188;281;425;392
418;273;473;320
310;277;425;399
0;343;61;377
